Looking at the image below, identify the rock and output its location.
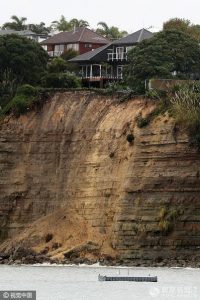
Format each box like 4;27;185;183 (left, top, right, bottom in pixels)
64;241;100;259
52;242;62;250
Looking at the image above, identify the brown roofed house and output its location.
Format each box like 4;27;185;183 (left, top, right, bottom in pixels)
40;27;110;57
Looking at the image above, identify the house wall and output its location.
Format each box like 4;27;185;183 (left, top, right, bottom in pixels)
79;43;107;55
46;43;106;55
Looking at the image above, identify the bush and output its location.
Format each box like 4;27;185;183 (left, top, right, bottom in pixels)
136;116;149;128
42;72;81;88
2;84;39;115
158;207;181;235
126;133;134;143
17;84;38;97
145;89;167;100
170;83;200;151
45;233;53;243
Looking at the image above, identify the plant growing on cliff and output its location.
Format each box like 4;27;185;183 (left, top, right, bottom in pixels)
158;207;180;235
170;83;200;151
2;84;39;115
126;133;134;144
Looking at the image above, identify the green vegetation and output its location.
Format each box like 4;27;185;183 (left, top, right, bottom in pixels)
2;15;27;31
45;233;53;243
0;35;81;115
136;116;149;128
126;133;134;144
124;30;200;93
1;15;128;40
136;97;170;128
169;83;200;151
51;16;90;32
163;18;200;42
96;22;127;39
158;207;180;235
0;34;48;109
42;72;81;88
2;84;39;115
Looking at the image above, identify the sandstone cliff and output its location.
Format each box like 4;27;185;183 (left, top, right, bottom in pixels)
0;91;200;266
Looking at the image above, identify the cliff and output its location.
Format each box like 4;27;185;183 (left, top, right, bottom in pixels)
0;91;200;266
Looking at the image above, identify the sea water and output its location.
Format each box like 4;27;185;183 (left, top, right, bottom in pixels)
0;265;200;300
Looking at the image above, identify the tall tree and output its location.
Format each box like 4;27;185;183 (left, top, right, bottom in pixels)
51;15;71;32
2;15;27;31
69;18;89;28
96;22;127;39
124;30;200;92
51;16;90;32
163;18;200;42
0;34;48;105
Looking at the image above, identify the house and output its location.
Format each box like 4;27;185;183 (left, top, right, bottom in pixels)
40;27;110;58
0;29;50;42
69;28;154;85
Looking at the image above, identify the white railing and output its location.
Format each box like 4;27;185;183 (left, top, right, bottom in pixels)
107;52;127;61
82;75;123;79
47;51;64;57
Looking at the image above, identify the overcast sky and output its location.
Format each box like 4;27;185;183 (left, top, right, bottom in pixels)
1;0;200;32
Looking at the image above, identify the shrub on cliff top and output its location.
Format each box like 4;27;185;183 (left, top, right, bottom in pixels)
2;84;39;115
170;83;200;151
42;72;81;88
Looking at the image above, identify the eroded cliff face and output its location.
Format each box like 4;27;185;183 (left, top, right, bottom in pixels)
0;91;200;266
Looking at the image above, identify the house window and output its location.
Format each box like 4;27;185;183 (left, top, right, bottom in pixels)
55;44;64;52
67;43;79;51
85;43;92;48
116;47;125;59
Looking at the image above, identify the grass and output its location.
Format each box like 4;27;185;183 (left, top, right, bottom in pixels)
169;83;200;151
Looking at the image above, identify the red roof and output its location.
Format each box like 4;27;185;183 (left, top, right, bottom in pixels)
41;27;110;45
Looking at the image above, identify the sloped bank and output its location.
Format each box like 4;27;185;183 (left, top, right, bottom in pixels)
0;91;200;267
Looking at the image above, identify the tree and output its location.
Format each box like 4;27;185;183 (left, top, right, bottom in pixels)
2;15;27;31
96;22;127;39
69;18;89;28
51;15;71;32
163;18;200;42
124;30;200;92
0;34;48;107
51;16;89;32
47;57;68;73
28;22;51;34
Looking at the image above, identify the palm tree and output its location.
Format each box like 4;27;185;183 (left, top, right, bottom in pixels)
96;22;128;39
96;22;110;37
28;22;51;34
51;15;71;32
2;15;27;31
69;18;90;28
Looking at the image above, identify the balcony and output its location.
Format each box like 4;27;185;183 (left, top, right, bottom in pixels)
47;51;64;57
107;52;127;61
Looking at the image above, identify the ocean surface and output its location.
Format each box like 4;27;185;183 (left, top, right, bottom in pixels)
0;264;200;300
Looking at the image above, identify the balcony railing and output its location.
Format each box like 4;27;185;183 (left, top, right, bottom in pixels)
107;52;127;61
48;51;64;57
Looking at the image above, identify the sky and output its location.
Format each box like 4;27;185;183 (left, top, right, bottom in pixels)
1;0;200;33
